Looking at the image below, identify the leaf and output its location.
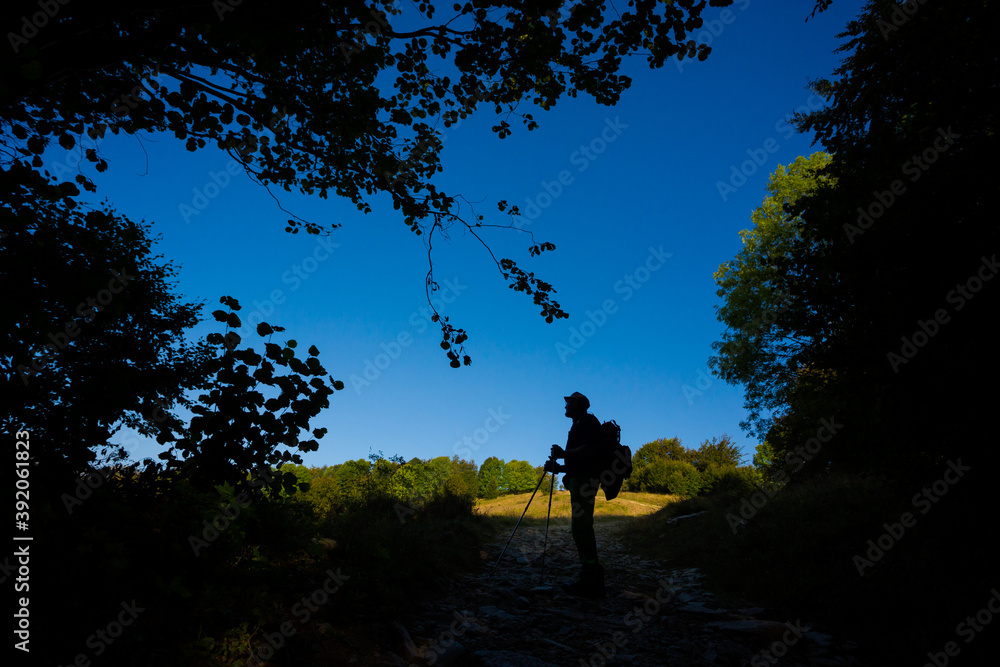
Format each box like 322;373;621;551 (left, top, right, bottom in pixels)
257;322;274;336
220;295;241;311
212;309;229;323
308;344;319;356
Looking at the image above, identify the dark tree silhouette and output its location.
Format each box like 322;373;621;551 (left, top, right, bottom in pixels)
1;0;733;365
0;161;212;489
715;0;999;474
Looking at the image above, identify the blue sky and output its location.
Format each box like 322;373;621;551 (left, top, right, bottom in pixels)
69;1;866;469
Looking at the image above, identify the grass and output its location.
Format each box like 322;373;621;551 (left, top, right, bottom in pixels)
475;489;682;526
612;470;994;665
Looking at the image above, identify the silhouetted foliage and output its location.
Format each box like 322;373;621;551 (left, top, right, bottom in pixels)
0;170;212;489
1;0;734;364
160;297;343;496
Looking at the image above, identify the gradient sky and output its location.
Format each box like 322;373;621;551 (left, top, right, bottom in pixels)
66;1;867;469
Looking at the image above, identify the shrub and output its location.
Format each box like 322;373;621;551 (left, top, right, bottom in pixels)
702;464;760;497
632;459;704;495
663;460;704;496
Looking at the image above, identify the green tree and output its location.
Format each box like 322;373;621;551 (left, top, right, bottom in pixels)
630;459;702;495
500;459;537;494
633;437;689;468
662;460;704;496
709;152;835;441
305;474;342;517
478;456;504;499
423;455;455;496
1;0;731;366
535;463;557;496
777;0;996;473
691;434;743;471
334;459;372;505
444;455;478;500
0;169;212;491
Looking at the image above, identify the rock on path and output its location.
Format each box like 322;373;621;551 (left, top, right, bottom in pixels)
365;523;871;667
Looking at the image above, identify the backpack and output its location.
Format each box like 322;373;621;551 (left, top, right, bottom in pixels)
598;420;632;501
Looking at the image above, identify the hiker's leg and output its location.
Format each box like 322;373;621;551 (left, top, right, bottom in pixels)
569;477;598;566
565;476;605;598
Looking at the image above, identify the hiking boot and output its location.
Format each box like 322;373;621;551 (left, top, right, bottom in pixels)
561;564;605;599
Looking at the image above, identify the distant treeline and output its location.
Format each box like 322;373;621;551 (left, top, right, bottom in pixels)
282;433;756;515
281;454;555;514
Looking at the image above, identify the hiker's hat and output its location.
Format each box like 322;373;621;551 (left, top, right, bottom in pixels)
564;392;590;410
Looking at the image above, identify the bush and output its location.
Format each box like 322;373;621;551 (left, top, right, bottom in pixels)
663;460;704;496
702;464;761;497
632;460;704;495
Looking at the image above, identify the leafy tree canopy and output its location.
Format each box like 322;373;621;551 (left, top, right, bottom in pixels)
690;434;742;471
710;0;998;473
1;0;734;364
633;437;687;469
709;152;835;440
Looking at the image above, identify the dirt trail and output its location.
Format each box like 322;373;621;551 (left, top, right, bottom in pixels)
366;522;870;666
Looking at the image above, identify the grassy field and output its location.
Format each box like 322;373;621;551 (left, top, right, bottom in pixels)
475;490;681;526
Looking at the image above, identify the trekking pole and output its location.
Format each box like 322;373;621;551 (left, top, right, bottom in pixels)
490;466;549;577
540;457;556;583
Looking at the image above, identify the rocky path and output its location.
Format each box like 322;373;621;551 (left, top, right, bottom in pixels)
372;522;869;667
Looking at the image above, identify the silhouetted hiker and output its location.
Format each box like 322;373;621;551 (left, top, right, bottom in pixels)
545;391;605;599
